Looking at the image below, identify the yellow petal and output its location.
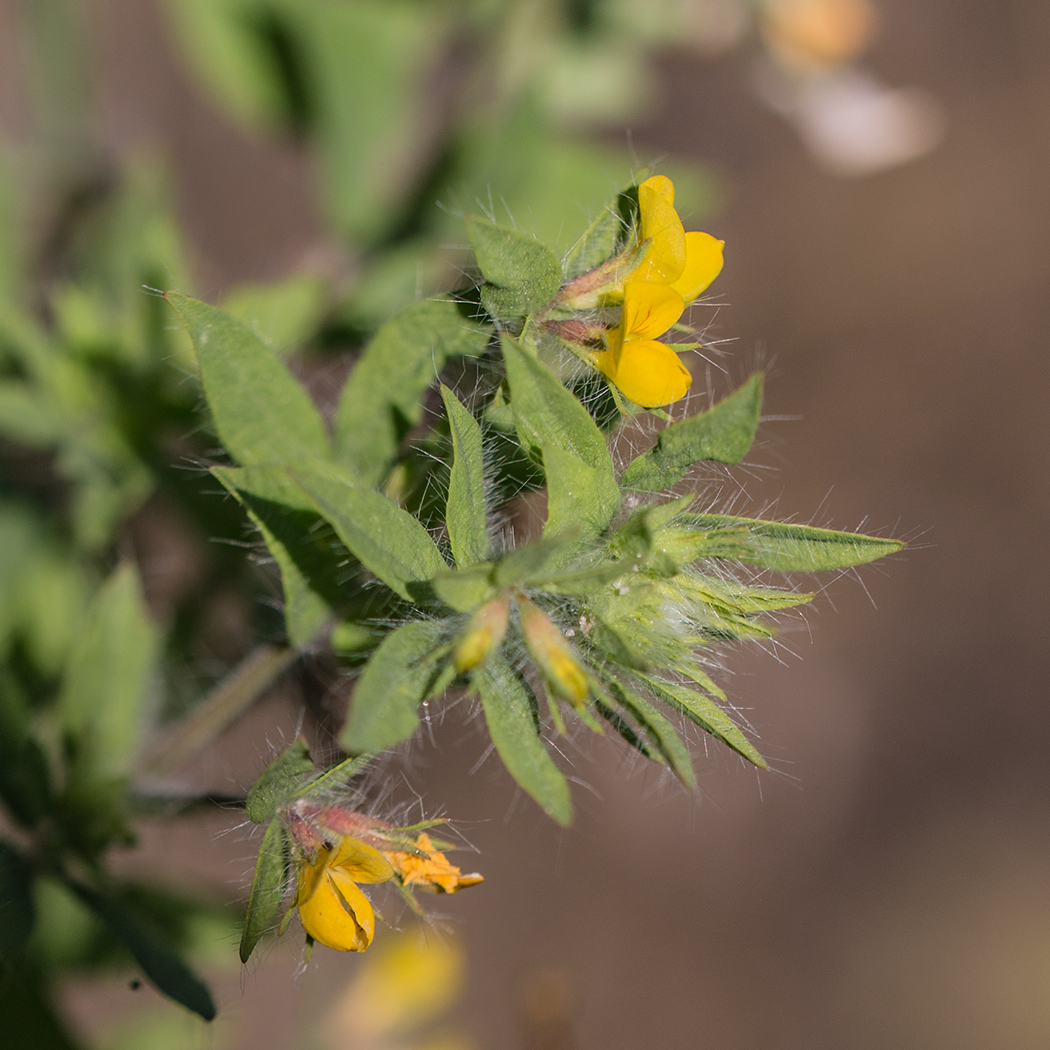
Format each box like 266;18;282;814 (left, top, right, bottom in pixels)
330;835;395;884
635;175;686;284
621;281;685;341
669;232;725;302
298;864;376;951
604;339;692;408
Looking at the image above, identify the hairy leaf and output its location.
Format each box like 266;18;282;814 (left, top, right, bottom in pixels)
291;466;448;601
475;656;572;825
166;292;329;466
245;739;315;824
620;374;763;491
665;515;905;571
341;620;447;753
239;820;290;964
335;298;490;482
466;217;563;320
440;385;490;567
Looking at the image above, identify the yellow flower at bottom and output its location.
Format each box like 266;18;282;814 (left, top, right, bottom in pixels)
383;833;484;895
595;281;692;408
297;836;395;952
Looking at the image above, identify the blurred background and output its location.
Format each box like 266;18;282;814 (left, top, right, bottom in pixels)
1;1;1049;1048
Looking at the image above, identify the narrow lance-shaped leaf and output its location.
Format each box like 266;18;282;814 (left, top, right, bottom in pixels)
334;298;491;482
290;465;448;602
466;217;563;320
501;335;619;538
440;385;490;567
59;563;157;779
165;292;330;467
474;656;572;826
341;620;447;754
641;674;767;769
604;680;696;787
665;515;905;571
240;820;291;964
69;881;216;1021
620;373;764;492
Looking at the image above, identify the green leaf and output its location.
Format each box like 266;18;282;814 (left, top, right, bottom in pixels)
341;620;447;753
440;386;490;567
501;335;619;532
59;563;158;778
466;218;563;320
542;443;616;547
165;291;330;466
620;373;764;491
290;465;448;602
244;739;314;824
69;882;216;1021
287;0;441;244
678;573;813;614
430;563;497;612
213;465;349;647
474;656;572;826
334;298;490;482
0;841;34;959
641;675;767;769
666;515;905;571
603;680;695;786
239;820;290;964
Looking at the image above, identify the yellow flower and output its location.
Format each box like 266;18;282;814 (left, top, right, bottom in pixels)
296;835;394;952
383;833;484;894
634;175;724;302
594;281;692;408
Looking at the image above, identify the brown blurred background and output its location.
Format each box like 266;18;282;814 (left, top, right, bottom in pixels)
4;1;1050;1048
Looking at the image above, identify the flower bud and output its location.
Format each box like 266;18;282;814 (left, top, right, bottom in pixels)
453;595;510;672
517;598;589;705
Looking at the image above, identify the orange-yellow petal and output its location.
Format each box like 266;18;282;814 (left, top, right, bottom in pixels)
669;232;725;302
298;855;377;951
621;281;685;341
383;833;484;894
634;175;686;284
597;338;692;408
329;835;395;884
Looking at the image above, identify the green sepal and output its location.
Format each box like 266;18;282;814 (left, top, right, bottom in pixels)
341;620;448;753
334;298;491;482
620;374;763;492
239;819;290;964
244;739;315;824
440;385;490;567
465;217;563;320
664;515;905;571
474;656;572;826
165;291;330;467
